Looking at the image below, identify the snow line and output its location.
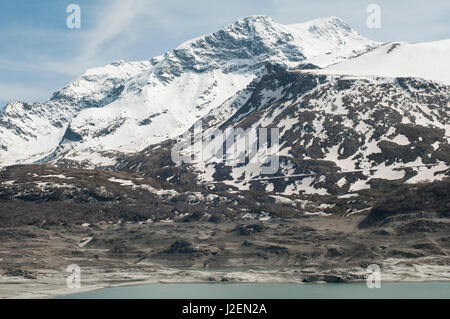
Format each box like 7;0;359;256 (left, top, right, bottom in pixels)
203;163;445;184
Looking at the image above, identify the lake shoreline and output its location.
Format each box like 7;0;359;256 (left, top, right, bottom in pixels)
1;217;448;299
1;260;449;299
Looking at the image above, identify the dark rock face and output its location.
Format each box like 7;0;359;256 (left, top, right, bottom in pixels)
302;274;346;283
334;79;353;90
181;211;203;222
62;126;83;142
232;224;265;236
164;240;197;254
326;246;343;257
359;180;450;228
295;63;321;70
395;220;448;235
241;240;254;247
2;269;37;279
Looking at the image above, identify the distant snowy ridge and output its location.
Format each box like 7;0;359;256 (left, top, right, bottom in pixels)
310;40;450;85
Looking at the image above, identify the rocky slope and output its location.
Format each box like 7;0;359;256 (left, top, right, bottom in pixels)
1;165;449;297
117;68;449;195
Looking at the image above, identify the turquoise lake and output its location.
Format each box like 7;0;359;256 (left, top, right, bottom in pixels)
61;282;450;299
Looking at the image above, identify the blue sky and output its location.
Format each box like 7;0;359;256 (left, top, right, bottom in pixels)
0;0;449;108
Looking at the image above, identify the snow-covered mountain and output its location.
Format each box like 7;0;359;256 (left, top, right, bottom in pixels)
0;15;448;197
0;15;377;167
0;60;150;166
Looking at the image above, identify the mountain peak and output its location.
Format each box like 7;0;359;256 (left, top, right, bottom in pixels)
159;15;303;76
160;15;376;78
228;15;351;33
231;14;274;24
225;15;275;30
288;16;356;36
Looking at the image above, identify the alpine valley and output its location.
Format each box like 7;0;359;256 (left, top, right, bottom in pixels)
0;16;449;298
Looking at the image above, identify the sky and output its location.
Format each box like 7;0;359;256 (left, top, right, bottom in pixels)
0;0;449;108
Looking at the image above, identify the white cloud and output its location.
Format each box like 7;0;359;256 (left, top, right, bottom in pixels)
0;0;147;77
76;0;146;64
